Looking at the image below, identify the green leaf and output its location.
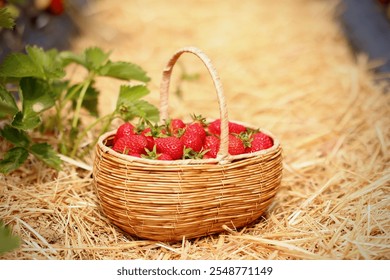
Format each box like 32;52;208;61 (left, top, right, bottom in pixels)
0;53;41;78
11;111;41;130
116;85;159;122
0;46;65;79
84;47;110;71
30;143;61;171
99;61;150;82
137;100;160;122
0;7;16;29
117;84;150;104
0;84;19;115
0;125;30;147
20;77;56;115
10;77;55;130
0;147;29;174
0;220;20;254
25;46;65;79
59;47;110;71
118;100;159;122
58;51;86;68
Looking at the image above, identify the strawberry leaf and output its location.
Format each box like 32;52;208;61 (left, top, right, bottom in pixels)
10;77;55;130
58;51;86;67
99;61;150;82
0;147;29;174
59;47;109;71
0;52;40;78
0;46;65;79
0;84;18;116
84;47;110;71
20;77;56;115
25;46;65;79
29;143;61;171
116;85;159;122
0;220;20;254
11;111;41;130
118;100;159;122
0;125;30;148
0;7;16;29
117;85;150;102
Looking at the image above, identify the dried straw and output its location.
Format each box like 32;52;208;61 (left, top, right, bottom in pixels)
1;0;389;259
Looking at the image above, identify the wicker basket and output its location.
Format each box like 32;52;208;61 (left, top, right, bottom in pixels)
92;47;283;241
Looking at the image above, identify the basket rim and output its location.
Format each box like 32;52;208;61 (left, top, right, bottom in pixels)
97;119;281;166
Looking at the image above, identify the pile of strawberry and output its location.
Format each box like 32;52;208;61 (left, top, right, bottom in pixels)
111;115;273;160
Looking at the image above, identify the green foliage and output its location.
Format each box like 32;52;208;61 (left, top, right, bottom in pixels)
0;125;30;148
116;85;159;122
0;45;159;173
0;7;16;29
29;143;62;170
0;84;18;115
0;46;65;79
0;221;20;255
0;147;29;174
0;125;60;172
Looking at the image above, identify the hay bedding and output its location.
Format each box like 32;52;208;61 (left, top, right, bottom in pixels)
1;0;389;260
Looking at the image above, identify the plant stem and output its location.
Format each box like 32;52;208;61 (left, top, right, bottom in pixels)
69;112;116;158
64;82;84;103
57;82;83;153
72;73;94;129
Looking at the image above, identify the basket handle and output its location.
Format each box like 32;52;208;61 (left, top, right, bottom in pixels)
159;46;230;161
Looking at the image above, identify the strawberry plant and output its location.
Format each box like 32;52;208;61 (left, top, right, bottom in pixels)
0;42;159;173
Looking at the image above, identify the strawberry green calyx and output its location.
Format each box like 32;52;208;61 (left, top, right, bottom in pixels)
190;113;207;126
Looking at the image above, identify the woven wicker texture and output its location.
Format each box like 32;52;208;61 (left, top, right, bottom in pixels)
93;47;283;241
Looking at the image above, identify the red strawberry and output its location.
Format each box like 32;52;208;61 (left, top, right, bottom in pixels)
168;119;186;136
229;122;247;134
228;134;246;155
142;146;174;161
181;130;204;152
202;154;214;159
155;136;184;160
114;122;135;144
186;123;206;141
208;119;246;135
158;153;173;160
248;132;273;152
141;127;155;151
112;134;148;155
203;135;220;158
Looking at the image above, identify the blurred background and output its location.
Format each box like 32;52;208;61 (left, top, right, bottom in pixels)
1;0;389;72
0;0;86;61
1;0;389;116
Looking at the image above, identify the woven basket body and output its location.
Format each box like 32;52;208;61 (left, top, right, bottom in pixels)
93;47;283;241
